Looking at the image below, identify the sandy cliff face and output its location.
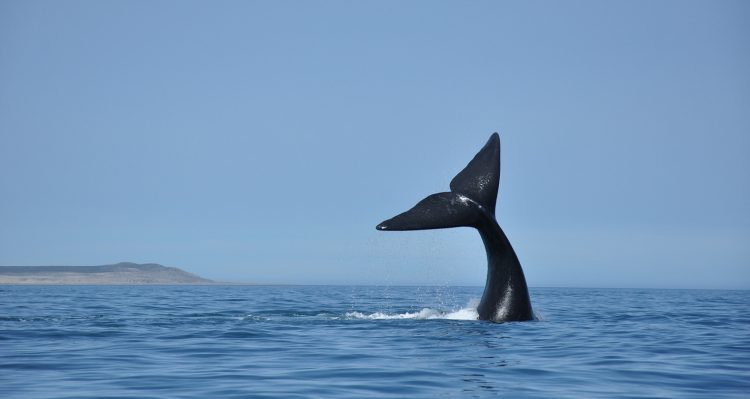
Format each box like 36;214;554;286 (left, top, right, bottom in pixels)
0;262;213;284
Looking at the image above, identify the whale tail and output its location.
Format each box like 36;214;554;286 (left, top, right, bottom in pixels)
376;133;501;231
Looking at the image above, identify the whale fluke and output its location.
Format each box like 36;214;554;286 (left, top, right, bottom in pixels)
449;133;500;215
376;134;500;232
375;192;477;231
376;132;533;322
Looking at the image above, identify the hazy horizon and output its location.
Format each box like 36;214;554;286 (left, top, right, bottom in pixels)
1;261;746;291
2;1;748;289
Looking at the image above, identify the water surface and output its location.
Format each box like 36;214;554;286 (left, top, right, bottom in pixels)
1;286;748;398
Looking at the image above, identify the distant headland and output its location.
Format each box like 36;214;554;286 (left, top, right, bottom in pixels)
0;262;213;285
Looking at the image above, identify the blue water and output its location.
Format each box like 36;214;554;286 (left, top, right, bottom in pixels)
1;286;748;398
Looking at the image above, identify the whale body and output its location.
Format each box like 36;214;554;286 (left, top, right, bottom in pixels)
376;133;533;322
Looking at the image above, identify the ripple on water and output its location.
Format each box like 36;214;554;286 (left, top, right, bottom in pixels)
0;286;748;398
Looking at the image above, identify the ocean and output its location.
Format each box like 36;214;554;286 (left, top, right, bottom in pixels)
1;285;748;398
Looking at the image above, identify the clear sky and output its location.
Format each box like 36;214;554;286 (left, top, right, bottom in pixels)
1;1;748;288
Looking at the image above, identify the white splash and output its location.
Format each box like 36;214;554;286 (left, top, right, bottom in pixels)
345;300;479;321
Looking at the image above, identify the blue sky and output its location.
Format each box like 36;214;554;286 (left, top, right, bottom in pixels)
1;1;748;288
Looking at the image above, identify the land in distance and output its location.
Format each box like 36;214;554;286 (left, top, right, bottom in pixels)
0;262;213;284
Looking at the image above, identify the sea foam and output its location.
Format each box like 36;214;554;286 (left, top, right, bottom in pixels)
345;300;479;321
